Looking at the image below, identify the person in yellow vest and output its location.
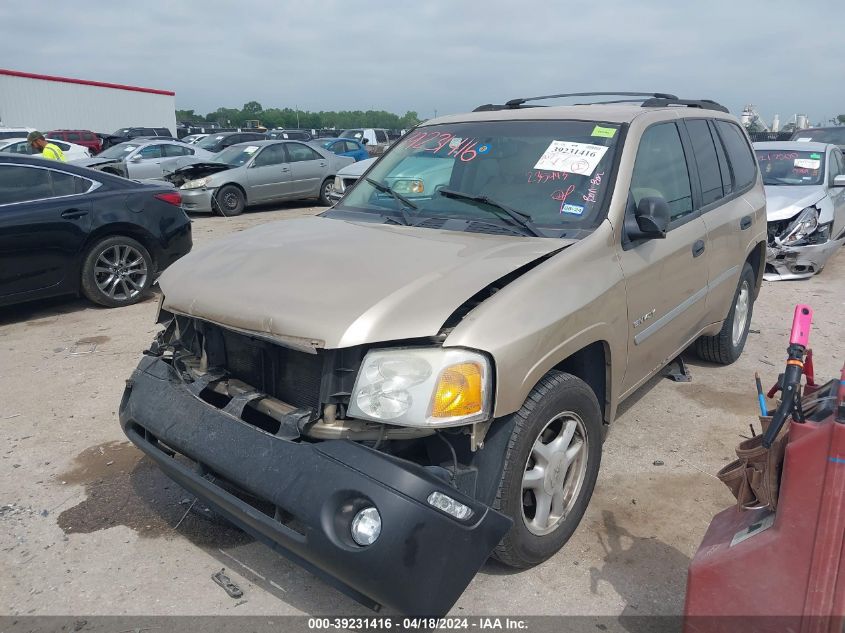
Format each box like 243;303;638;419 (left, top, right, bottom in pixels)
27;131;66;161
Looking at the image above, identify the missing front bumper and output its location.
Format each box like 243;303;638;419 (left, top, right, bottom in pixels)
119;355;511;615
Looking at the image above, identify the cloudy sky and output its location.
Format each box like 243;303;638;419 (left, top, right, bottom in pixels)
2;0;842;126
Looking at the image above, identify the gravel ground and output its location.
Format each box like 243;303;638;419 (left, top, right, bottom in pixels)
1;204;843;619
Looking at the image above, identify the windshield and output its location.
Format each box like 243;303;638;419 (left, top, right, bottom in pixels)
196;135;226;150
341;129;363;140
213;144;260;166
756;149;825;186
97;143;139;159
793;129;845;145
337;120;621;231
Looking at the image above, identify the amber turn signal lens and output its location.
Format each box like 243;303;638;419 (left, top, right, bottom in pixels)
431;362;484;418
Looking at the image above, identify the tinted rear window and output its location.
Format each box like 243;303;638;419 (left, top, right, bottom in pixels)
686;119;724;206
715;121;757;190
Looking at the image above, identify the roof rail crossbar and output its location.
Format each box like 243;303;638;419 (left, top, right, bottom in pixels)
504;92;678;108
640;97;729;113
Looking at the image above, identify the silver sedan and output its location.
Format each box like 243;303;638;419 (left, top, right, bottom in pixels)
73;139;214;180
163;140;354;215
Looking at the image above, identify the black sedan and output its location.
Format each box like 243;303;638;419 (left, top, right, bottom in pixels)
0;155;192;308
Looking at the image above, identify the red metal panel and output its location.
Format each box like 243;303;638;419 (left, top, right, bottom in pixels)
0;68;175;96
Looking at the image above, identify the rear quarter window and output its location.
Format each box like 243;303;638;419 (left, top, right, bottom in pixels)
715;121;757;190
686;119;725;206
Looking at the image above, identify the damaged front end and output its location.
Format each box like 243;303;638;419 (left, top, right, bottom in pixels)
162;162;232;188
765;206;843;280
119;310;512;615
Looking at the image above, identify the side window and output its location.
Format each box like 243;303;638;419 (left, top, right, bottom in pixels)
287;143;322;162
714;121;757;190
630;123;694;222
828;150;843;185
50;170;91;196
163;144;192;157
331;142;346;153
0;166;53;204
53;141;71;151
0;166;87;203
4;141;32;155
137;145;162;159
686;119;724;206
253;144;286;167
66;132;81;142
141;128;156;136
375;130;389;143
83;132;96;141
709;121;733;196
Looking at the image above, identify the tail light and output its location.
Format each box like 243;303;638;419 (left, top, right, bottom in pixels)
155;191;182;206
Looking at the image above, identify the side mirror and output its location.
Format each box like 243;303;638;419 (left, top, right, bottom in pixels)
361;138;370;145
627;196;670;241
130;154;143;162
833;175;845;187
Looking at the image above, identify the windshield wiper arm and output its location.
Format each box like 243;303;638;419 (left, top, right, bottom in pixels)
438;188;546;237
365;177;418;226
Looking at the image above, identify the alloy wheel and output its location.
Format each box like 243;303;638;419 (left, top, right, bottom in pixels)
521;412;589;536
93;244;148;302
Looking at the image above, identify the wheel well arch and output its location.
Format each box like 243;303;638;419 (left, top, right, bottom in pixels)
79;224;160;275
550;340;610;427
746;241;766;299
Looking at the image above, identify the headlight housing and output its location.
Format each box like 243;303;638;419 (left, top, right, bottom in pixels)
777;207;818;246
333;175;344;193
180;176;212;190
347;348;492;427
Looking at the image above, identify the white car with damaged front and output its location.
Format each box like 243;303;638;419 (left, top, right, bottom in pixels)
754;141;845;280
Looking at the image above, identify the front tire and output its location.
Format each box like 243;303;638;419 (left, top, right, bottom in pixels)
318;178;334;206
214;185;245;216
695;262;755;365
80;236;153;308
492;371;603;568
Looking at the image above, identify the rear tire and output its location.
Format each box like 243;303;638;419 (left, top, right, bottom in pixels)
80;236;153;308
695;262;755;364
318;178;334;206
214;185;245;216
492;371;603;568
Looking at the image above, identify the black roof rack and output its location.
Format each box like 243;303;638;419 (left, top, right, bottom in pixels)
473;92;728;113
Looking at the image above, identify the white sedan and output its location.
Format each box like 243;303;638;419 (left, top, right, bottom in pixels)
0;137;91;161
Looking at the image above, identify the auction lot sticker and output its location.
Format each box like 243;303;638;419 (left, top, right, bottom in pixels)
534;141;608;176
794;158;820;169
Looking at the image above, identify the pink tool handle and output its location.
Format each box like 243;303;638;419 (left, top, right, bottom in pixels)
789;304;813;347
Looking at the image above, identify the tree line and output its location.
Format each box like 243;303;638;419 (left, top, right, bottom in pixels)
176;101;421;131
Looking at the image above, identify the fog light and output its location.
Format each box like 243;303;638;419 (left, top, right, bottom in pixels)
350;506;381;546
427;491;473;520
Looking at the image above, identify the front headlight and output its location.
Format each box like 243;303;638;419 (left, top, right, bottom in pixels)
777;207;818;246
347;348;492;427
391;179;425;194
180;176;212;190
333;175;344;192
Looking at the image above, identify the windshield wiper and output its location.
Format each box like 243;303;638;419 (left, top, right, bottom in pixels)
438;188;546;237
365;177;417;226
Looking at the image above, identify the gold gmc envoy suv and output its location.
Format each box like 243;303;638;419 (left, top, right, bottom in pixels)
119;92;767;615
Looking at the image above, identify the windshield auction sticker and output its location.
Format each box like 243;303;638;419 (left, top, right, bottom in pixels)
794;158;820;169
534;141;608;176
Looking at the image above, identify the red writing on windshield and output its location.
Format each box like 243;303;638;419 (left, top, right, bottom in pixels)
402;130;480;162
582;171;604;203
527;170;569;184
551;185;576;203
757;152;798;161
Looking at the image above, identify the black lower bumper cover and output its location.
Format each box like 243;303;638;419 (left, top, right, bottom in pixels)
119;356;511;615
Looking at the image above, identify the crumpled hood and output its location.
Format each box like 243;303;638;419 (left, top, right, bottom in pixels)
159;216;569;349
764;185;825;221
73;157;122;169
